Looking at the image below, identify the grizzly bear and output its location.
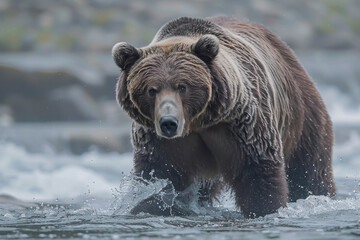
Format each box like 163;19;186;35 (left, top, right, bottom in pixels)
112;16;335;218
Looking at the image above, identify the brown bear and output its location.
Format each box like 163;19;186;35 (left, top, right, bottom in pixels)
112;16;336;218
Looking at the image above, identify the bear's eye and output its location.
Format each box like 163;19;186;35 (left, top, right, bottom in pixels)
178;85;186;94
148;88;158;97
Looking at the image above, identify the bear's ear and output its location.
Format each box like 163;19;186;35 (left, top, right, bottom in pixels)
112;42;141;70
193;34;219;63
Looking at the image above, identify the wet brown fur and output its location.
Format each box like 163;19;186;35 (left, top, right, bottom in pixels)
115;16;335;218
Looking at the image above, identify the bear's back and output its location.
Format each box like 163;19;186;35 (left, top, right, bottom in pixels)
152;16;266;44
151;17;223;43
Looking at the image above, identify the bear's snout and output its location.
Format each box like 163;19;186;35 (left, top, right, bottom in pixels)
160;116;178;137
155;91;185;139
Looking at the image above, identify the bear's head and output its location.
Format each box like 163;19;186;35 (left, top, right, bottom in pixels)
112;35;220;139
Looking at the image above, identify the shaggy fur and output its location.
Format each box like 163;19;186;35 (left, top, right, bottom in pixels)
113;16;336;218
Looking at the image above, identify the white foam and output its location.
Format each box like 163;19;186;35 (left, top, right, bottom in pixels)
0;142;133;201
278;195;360;218
0;166;113;201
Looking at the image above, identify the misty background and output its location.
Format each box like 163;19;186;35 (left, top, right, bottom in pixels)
0;0;359;178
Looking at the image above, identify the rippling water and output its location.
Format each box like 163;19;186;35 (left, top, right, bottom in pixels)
1;180;359;240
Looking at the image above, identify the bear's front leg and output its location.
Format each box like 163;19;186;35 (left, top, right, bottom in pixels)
131;125;219;216
131;123;192;191
131;139;194;216
233;155;288;218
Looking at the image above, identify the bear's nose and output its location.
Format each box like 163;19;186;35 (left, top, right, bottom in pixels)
160;116;178;137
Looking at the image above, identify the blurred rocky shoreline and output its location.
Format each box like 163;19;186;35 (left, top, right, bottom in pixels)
1;50;359;124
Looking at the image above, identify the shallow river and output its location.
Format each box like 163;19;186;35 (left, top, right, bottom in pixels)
0;178;359;239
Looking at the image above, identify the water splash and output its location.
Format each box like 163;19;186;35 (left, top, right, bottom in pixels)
111;174;175;216
278;195;360;218
110;177;242;218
